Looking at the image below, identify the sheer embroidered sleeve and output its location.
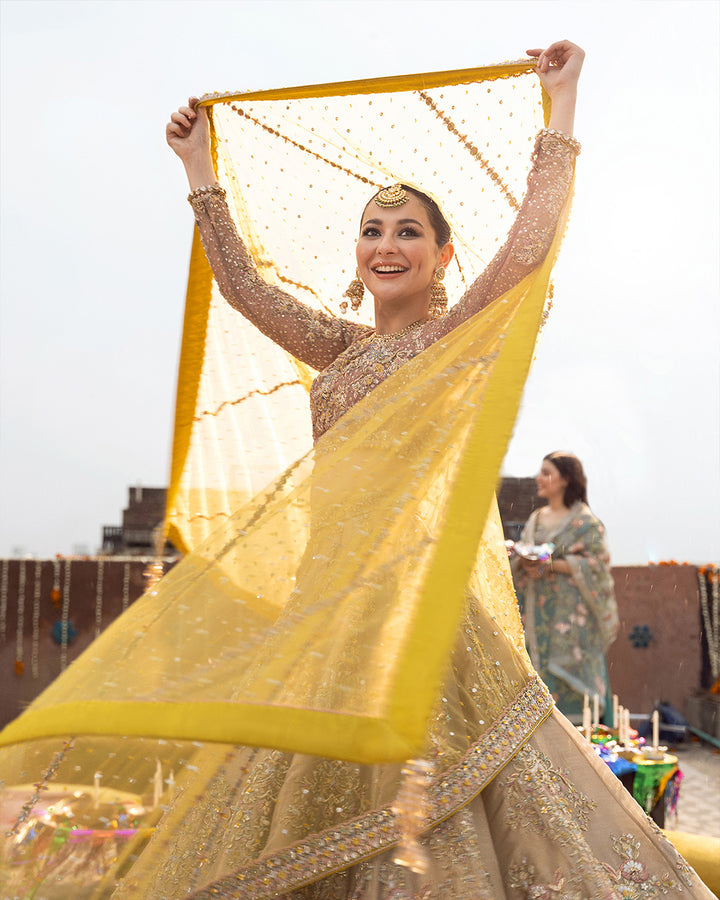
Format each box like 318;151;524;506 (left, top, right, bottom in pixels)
188;185;362;370
435;128;579;336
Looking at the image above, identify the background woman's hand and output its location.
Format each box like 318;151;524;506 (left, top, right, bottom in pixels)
520;558;547;580
166;97;210;162
526;40;585;99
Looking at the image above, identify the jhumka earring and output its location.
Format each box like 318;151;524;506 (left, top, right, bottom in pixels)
340;268;365;313
429;265;448;318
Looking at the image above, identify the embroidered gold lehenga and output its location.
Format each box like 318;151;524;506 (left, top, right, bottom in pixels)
0;65;714;899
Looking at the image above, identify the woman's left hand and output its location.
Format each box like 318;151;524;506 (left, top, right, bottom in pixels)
526;40;585;98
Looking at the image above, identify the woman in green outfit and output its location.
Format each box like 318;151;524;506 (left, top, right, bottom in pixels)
512;451;619;722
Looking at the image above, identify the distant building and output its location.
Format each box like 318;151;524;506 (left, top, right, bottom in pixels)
497;477;546;541
101;479;538;554
101;486;178;556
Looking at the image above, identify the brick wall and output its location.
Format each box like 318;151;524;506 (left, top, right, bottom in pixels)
606;564;704;715
0;558;709;730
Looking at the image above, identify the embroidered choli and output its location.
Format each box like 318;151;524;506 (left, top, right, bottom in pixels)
188;129;578;442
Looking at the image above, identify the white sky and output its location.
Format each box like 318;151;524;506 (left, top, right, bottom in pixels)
1;0;718;564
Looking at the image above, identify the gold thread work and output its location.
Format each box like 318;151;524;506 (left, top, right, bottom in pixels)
417;91;520;211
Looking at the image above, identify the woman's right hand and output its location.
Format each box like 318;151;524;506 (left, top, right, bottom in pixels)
166;97;210;162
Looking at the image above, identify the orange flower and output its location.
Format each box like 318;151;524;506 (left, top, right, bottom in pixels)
50;588;61;603
14;659;24;676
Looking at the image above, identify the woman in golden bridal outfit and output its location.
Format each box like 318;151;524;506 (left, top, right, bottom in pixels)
150;41;713;899
1;42;712;900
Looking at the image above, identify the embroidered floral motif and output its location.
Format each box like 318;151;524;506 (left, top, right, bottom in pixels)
500;744;615;893
603;833;682;897
508;861;582;900
502;744;596;836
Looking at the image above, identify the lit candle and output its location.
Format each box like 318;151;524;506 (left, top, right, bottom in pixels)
652;710;659;749
612;694;619;730
592;694;599;731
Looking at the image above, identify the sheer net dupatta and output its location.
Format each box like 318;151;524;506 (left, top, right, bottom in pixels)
0;219;569;766
165;62;550;554
0;64;570;767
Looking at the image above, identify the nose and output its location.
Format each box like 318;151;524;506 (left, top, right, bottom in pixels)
377;233;396;255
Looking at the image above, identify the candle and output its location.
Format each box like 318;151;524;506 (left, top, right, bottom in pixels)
612;694;619;729
153;759;163;809
624;709;631;746
93;772;101;809
592;694;599;731
617;706;625;744
652;710;659;748
582;704;592;740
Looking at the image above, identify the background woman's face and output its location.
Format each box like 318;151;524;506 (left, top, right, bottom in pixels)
536;459;568;501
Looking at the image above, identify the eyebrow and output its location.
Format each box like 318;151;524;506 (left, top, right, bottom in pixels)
362;218;425;227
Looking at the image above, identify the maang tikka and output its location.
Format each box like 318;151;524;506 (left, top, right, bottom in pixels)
374;184;408;208
429;266;448;318
340;268;365;313
339;185;407;313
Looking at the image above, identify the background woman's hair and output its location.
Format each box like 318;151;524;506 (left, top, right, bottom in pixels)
544;451;588;507
364;185;452;247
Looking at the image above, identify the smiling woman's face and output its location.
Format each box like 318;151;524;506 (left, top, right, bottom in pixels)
356;196;445;308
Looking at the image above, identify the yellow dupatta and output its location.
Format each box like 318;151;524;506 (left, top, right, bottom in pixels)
0;63;569;765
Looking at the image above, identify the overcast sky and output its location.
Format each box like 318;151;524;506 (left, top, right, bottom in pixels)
1;0;718;565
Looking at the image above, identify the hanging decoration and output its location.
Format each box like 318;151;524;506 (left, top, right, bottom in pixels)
95;558;105;639
31;560;41;679
0;558;7;644
122;561;131;612
51;557;61;609
14;560;26;676
60;559;71;670
7;738;75;837
698;564;719;683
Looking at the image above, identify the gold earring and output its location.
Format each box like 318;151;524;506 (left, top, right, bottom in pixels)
340;268;365;313
429;265;448;318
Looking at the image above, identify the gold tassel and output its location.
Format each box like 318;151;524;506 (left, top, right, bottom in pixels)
340;268;365;313
429;266;448;318
392;758;433;875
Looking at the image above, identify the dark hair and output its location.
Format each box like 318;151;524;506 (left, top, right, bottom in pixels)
544;451;588;507
363;184;452;247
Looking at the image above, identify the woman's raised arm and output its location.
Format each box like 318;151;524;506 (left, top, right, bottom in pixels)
434;41;585;336
167;99;361;371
